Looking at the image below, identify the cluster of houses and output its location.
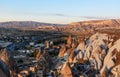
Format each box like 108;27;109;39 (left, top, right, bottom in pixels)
12;40;57;77
0;33;63;77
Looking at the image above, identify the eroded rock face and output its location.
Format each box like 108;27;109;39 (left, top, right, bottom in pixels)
58;44;67;58
70;33;108;72
56;33;120;77
37;50;52;75
0;49;9;65
67;50;75;63
67;35;72;48
0;49;10;77
73;50;84;63
100;39;120;76
60;62;72;77
58;35;79;58
76;41;85;51
36;48;42;60
111;65;120;77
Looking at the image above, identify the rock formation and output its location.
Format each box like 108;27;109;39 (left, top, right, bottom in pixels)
56;32;120;77
60;62;72;77
58;44;67;58
35;48;42;60
0;49;10;77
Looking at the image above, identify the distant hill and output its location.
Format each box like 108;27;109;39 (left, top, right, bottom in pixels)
0;21;64;30
0;19;120;32
69;19;120;28
58;19;120;34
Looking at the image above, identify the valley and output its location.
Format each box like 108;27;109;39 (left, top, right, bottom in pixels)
0;19;120;77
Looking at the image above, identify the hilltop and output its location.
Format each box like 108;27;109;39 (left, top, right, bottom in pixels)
0;21;64;30
58;19;120;35
0;19;120;32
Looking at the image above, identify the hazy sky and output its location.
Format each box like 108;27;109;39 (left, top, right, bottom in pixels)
0;0;120;24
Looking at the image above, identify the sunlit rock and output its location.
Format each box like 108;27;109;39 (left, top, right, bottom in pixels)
58;44;66;57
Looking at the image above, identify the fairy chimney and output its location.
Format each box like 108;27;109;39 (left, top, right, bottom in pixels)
60;62;73;77
58;44;66;57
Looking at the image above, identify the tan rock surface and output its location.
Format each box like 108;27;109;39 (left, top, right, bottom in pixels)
58;44;66;57
61;62;72;77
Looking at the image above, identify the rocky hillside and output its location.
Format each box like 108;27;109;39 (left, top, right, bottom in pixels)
69;19;120;29
0;19;120;32
58;19;120;34
55;32;120;77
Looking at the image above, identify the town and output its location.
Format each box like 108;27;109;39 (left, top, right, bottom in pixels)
1;27;120;77
0;30;66;77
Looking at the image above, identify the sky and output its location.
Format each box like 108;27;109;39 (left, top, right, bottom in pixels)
0;0;120;24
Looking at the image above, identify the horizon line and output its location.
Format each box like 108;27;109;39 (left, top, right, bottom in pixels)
0;18;120;24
